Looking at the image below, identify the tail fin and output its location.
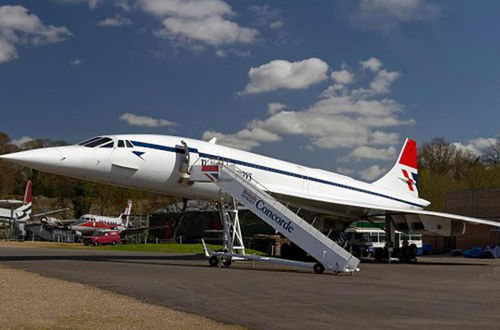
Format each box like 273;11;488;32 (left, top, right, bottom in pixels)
15;181;32;221
24;180;32;204
120;200;133;227
373;138;419;198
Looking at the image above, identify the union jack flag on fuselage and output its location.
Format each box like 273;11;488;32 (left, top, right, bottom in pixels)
201;165;220;182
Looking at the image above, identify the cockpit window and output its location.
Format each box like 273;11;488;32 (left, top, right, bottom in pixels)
126;140;133;148
78;137;101;146
117;140;125;148
84;137;113;148
100;141;114;148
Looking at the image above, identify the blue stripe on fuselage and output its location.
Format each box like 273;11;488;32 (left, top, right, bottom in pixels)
131;140;425;208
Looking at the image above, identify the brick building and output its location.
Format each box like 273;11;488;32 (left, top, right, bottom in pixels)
424;189;500;253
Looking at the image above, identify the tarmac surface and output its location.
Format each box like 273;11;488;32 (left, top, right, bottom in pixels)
1;245;500;329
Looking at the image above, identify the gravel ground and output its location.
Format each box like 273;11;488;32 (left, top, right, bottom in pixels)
0;264;242;330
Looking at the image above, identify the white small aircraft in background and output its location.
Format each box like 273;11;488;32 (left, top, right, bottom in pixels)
68;200;133;236
0;181;68;239
0;181;33;238
1;134;499;245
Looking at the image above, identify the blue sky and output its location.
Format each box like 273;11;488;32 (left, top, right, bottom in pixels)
1;0;499;180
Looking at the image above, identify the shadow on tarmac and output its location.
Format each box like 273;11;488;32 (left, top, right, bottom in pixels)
0;253;328;276
0;252;491;275
360;258;490;266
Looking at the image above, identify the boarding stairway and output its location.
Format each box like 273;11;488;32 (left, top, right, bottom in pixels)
191;164;360;274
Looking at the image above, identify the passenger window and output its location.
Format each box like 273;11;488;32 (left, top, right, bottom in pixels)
118;140;125;148
126;141;133;148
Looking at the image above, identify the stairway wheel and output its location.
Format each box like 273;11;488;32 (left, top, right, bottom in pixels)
208;256;218;267
313;263;325;274
222;257;232;267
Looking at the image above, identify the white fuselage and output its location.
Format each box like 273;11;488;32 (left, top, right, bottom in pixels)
69;214;124;235
0;207;17;221
3;135;429;220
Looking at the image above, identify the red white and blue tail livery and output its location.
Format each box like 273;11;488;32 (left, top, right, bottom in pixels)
374;138;419;198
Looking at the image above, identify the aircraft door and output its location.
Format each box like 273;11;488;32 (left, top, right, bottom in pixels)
175;140;193;183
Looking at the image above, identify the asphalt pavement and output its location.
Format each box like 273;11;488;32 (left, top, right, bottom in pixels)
1;246;499;330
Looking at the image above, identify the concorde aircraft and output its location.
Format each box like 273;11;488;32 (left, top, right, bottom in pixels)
1;135;499;241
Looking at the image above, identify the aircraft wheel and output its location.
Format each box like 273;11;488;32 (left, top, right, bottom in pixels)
84;242;89;246
112;241;117;246
93;241;99;246
208;256;218;267
313;263;325;274
222;258;232;267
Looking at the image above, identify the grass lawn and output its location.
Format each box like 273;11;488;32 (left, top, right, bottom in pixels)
0;241;267;256
40;242;266;255
94;243;267;255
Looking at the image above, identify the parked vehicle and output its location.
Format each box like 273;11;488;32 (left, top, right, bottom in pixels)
83;230;121;246
344;225;423;257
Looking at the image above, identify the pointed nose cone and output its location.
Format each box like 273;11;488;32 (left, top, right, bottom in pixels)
0;148;64;172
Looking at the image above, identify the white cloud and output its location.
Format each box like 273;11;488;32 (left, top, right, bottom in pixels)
270;20;283;29
351;0;439;32
203;128;281;151
120;113;177;127
331;69;354;85
369;69;400;94
215;49;226;57
351;59;401;97
371;131;399;145
359;165;386;180
141;0;232;18
241;58;329;95
97;14;132;27
70;58;82;65
140;0;258;48
204;58;413;155
0;5;72;63
349;146;396;160
158;16;257;46
0;38;16;63
360;57;382;72
453;137;498;156
267;102;286;115
215;48;251;57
